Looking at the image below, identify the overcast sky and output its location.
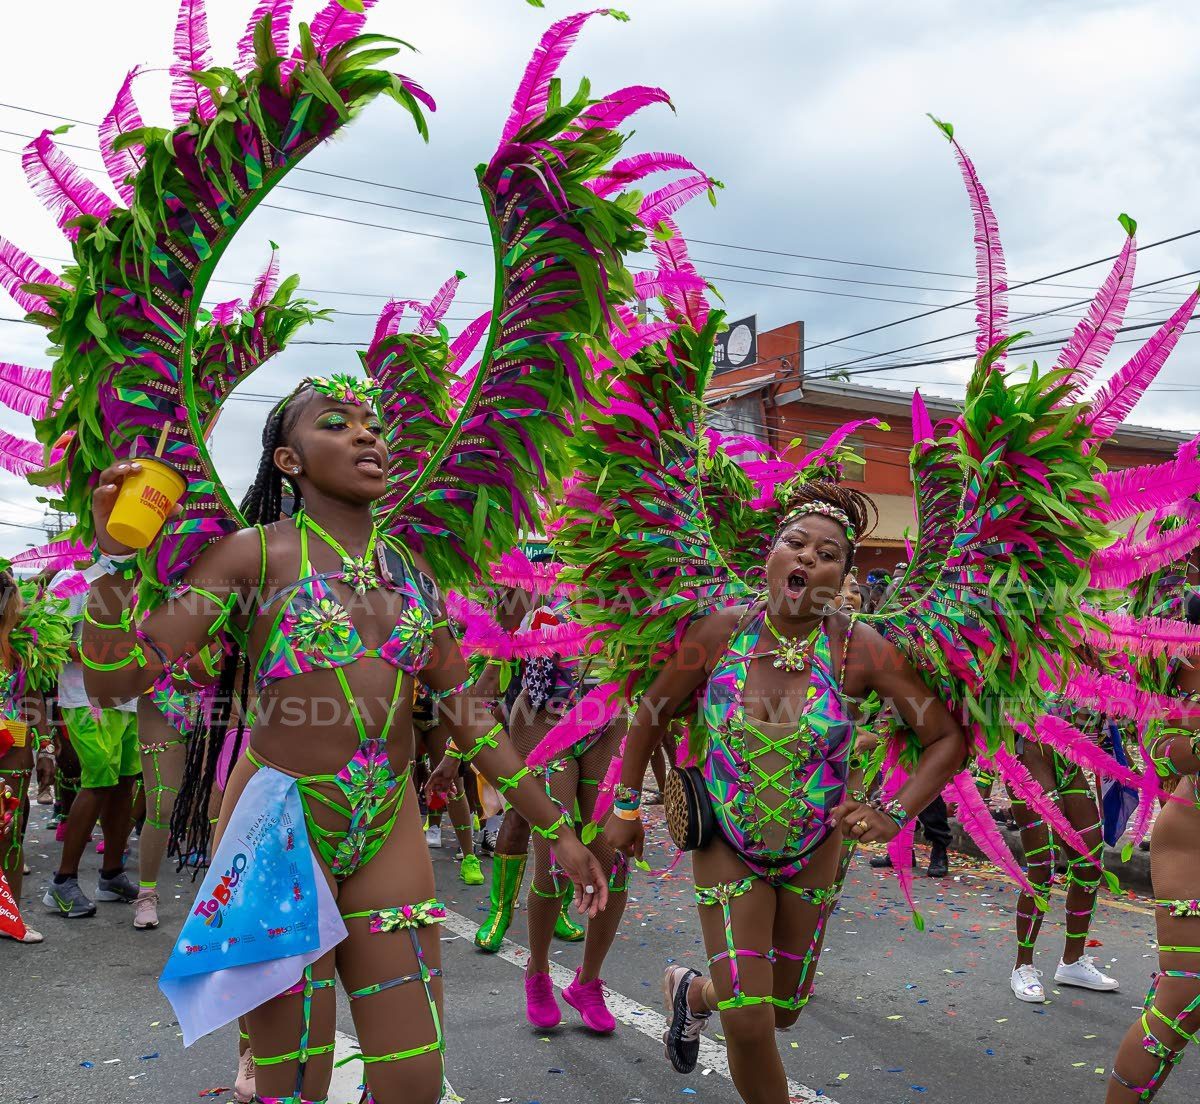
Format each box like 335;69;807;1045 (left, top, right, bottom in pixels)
1;0;1198;558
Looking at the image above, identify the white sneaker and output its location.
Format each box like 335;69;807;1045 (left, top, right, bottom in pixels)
233;1046;256;1103
1010;964;1045;1003
425;824;443;849
1054;955;1119;991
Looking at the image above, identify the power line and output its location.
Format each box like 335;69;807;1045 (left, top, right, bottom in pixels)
804;233;1200;356
0;100;1158;294
812;268;1200;378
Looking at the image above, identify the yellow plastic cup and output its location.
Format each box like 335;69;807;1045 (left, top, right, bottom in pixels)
105;457;187;550
4;720;27;749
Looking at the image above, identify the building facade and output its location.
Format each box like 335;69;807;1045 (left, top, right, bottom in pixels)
707;320;1192;576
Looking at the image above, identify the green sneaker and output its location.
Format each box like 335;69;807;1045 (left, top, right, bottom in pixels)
459;853;485;886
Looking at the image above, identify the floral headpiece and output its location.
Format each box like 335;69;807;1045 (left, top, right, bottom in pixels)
777;501;857;545
310;373;383;408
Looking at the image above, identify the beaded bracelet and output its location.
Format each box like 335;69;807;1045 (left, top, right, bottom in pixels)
869;795;911;831
612;805;641;822
530;813;569;841
613;783;641;812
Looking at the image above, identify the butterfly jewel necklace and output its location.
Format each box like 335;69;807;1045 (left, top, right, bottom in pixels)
762;616;821;673
299;511;382;595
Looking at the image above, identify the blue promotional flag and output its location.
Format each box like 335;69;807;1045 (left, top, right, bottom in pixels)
1102;722;1140;848
160;766;346;1044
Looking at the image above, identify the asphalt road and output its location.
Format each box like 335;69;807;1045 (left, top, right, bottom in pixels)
4;802;1196;1104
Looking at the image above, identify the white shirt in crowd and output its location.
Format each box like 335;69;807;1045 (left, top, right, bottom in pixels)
49;564;138;714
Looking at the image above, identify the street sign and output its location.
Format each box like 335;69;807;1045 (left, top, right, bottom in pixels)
714;315;757;370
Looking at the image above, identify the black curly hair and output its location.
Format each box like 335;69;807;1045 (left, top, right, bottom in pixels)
775;480;879;576
170;379;319;873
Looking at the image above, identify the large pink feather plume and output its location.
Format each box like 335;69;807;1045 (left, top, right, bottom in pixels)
1057;222;1136;401
989;748;1108;877
1021;714;1158;790
248;246;281;309
236;0;294;73
590;741;626;826
1089;509;1200;591
1084;605;1200;657
22;131;115;240
527;681;622;768
98;66;146;206
933;117;1008;365
0;429;56;478
501;9;616;144
0;235;64;315
418;272;462;333
307;0;378;57
447;312;492;376
639;174;717;227
884;823;921;921
911;390;934;446
210;299;243;326
0;363;53;418
489;547;566;598
590;151;698;198
649;216;707;330
1092;442;1200;523
1085;287;1200;445
9;538;90;573
632;269;707;305
944;770;1036;894
796;417;882;472
170;0;216;126
573;85;672;136
48;572;89;600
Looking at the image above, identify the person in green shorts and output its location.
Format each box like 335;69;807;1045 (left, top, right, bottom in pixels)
42;564;140;919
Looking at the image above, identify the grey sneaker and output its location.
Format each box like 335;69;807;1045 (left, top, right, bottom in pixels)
43;878;96;919
96;870;139;903
662;966;711;1074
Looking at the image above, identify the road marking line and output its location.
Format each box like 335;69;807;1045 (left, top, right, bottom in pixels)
329;1031;459;1103
440;907;839;1104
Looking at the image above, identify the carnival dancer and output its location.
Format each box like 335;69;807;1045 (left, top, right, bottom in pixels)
1096;513;1200;1099
548;117;1180;1102
83;375;609;1104
1006;706;1118;1003
0;565;72;944
503;595;630;1033
42;562;140;919
604;482;966;1095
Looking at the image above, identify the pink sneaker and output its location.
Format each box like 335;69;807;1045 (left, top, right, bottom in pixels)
525;971;561;1030
54;822;68;843
562;968;617;1034
95;839;105;854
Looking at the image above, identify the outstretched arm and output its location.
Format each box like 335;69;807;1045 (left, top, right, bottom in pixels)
833;620;967;842
605;611;736;860
82;461;259;706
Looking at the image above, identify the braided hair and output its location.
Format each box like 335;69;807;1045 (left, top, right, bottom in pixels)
170;379;317;873
0;569;25;672
775;480;878;576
